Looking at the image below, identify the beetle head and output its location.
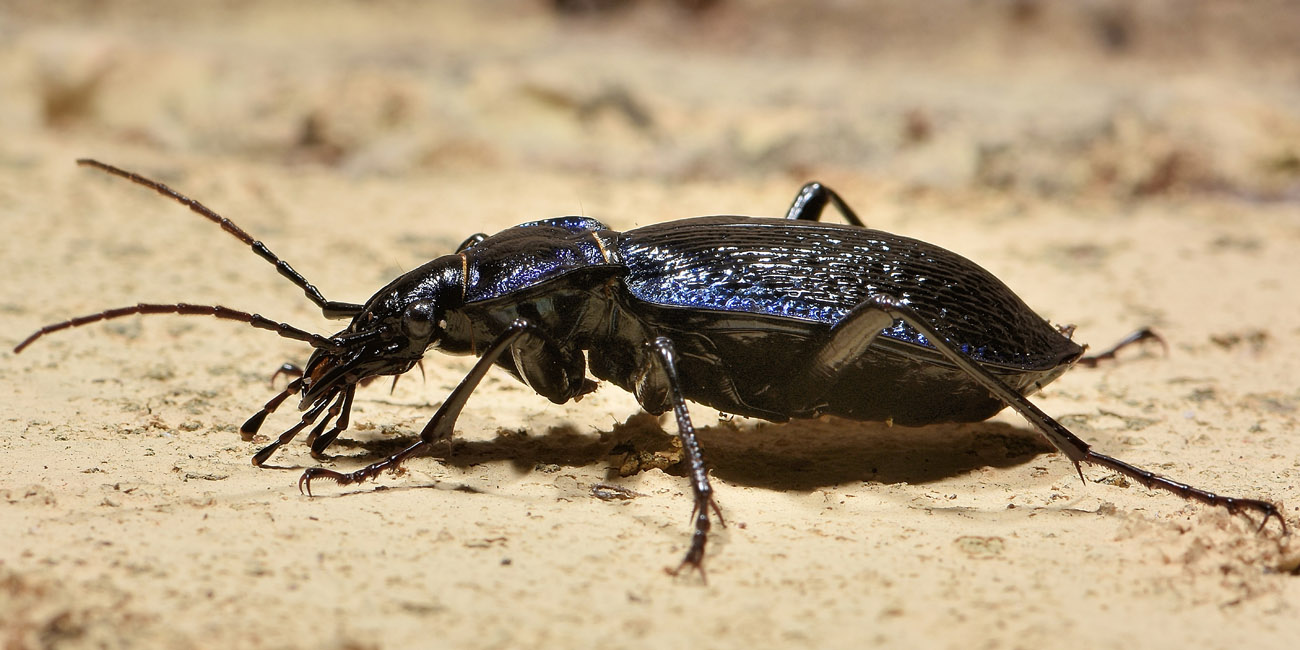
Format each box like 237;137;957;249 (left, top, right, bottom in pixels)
297;258;462;409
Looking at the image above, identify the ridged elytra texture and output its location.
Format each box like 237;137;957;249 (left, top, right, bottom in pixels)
620;216;1079;371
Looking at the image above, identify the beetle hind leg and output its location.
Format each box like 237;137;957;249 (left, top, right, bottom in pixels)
826;294;1285;532
784;182;866;227
1081;451;1283;532
1077;327;1167;368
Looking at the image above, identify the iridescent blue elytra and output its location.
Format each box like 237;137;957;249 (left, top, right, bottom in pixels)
616;216;1070;370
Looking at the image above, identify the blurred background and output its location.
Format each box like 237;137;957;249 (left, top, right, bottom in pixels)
4;0;1298;199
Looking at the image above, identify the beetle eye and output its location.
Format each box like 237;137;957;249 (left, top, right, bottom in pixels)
401;301;438;340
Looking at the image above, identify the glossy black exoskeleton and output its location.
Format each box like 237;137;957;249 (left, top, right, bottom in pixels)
16;160;1285;575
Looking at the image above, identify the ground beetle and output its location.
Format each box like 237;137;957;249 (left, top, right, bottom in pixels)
16;160;1285;575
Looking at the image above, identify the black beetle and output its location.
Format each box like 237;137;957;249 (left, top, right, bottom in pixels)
16;159;1284;575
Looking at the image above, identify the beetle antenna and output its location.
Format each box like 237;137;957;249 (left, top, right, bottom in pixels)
76;159;363;319
13;303;342;354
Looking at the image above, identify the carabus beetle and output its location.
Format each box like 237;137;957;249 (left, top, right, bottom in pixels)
16;160;1285;575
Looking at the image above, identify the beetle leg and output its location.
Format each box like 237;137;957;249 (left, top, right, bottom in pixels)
297;319;539;495
269;362;303;387
784;182;866;227
785;301;898;410
504;321;595;404
1076;327;1167;368
857;294;1285;532
639;336;723;579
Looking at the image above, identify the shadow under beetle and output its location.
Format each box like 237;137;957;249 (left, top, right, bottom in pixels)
16;160;1285;575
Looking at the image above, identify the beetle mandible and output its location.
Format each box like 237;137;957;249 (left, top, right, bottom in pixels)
16;159;1285;575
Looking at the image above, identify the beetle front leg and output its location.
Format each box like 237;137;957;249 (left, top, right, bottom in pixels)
298;319;540;494
637;336;724;579
853;295;1285;532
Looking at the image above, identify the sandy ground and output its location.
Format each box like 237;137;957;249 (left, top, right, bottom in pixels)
3;2;1300;649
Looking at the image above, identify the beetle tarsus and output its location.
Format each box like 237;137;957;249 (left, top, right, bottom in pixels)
298;466;353;496
668;543;709;584
1076;327;1167;368
1083;451;1286;534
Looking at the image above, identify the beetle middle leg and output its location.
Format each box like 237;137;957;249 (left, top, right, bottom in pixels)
636;336;724;578
813;294;1285;531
